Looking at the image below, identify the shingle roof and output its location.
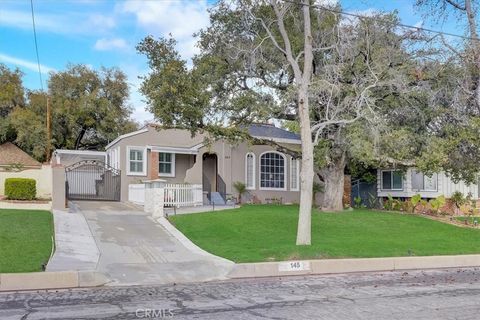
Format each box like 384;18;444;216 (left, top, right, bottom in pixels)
248;123;301;141
0;142;42;167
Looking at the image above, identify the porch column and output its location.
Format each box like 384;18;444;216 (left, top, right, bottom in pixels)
52;165;67;210
149;152;159;179
143;179;166;218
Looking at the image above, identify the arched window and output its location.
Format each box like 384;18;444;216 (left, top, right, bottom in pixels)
260;152;286;190
245;153;255;190
290;157;299;191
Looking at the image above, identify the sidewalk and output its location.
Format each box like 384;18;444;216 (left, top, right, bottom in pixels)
46;209;100;271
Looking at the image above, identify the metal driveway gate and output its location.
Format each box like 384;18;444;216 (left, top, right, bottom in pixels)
65;160;121;201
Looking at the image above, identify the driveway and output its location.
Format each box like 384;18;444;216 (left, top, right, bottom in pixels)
71;201;233;286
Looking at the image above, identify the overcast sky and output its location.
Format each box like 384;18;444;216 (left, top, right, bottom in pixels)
0;0;461;123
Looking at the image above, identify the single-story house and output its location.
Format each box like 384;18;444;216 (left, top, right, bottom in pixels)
0;142;52;198
0;142;42;171
377;168;479;200
105;123;304;204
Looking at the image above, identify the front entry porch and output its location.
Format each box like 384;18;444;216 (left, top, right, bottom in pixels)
202;153;227;205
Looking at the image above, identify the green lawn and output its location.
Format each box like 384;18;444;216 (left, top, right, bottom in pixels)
456;216;480;225
170;205;480;263
0;209;54;273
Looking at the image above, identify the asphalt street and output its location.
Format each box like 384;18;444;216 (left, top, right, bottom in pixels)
1;268;480;319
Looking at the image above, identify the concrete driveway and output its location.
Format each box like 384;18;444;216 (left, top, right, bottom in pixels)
72;201;233;286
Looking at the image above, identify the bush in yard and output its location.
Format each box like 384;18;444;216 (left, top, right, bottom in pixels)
353;196;363;208
450;191;467;211
429;195;446;215
5;178;36;200
384;194;401;211
233;181;247;204
410;194;422;212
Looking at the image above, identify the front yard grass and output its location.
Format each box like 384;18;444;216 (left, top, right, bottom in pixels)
455;216;480;225
0;209;53;273
170;205;480;263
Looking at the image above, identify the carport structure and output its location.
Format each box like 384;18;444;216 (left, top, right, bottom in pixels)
52;149;121;202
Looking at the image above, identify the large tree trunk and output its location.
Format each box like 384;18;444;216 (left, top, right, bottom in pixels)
296;88;314;246
295;0;314;246
320;154;346;211
464;0;480;111
271;0;314;245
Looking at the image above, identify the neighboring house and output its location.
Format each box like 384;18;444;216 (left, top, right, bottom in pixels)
0;142;42;171
0;142;52;198
105;123;304;204
377;168;479;200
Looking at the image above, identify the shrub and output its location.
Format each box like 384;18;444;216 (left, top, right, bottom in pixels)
410;194;421;212
233;181;247;204
366;192;378;208
353;196;362;208
450;191;467;209
384;194;401;211
4;178;36;200
429;195;446;215
402;200;414;213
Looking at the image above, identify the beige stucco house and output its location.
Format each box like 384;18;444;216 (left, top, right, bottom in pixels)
105;124;303;204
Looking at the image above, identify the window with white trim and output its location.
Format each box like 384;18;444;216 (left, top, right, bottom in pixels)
260;152;286;189
159;153;175;177
290;158;299;191
127;147;146;175
381;170;403;190
411;170;438;191
245;153;255;189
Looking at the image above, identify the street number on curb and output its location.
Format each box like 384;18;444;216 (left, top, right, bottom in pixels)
278;261;310;272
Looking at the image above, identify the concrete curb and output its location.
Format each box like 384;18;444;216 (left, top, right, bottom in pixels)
228;254;480;279
0;201;52;210
0;271;108;292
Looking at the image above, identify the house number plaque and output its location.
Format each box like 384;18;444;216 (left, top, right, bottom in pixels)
278;261;310;272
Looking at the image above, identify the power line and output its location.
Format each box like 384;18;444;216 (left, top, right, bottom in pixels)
281;0;480;43
30;0;43;91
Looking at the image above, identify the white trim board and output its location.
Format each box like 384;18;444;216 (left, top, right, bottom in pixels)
54;149;106;156
105;128;149;150
147;145;200;155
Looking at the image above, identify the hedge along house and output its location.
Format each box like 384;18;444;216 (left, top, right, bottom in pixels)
377;168;480;200
105;123;307;205
0;142;52;199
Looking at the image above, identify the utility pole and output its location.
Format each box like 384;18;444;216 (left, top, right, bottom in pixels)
46;95;52;162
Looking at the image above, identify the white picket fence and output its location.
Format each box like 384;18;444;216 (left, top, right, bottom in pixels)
128;183;203;207
164;183;203;207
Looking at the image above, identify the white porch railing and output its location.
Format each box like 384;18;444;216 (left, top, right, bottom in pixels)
164;183;203;207
128;183;203;207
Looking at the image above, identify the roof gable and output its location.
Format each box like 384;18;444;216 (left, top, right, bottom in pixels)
248;124;301;143
0;142;42;167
